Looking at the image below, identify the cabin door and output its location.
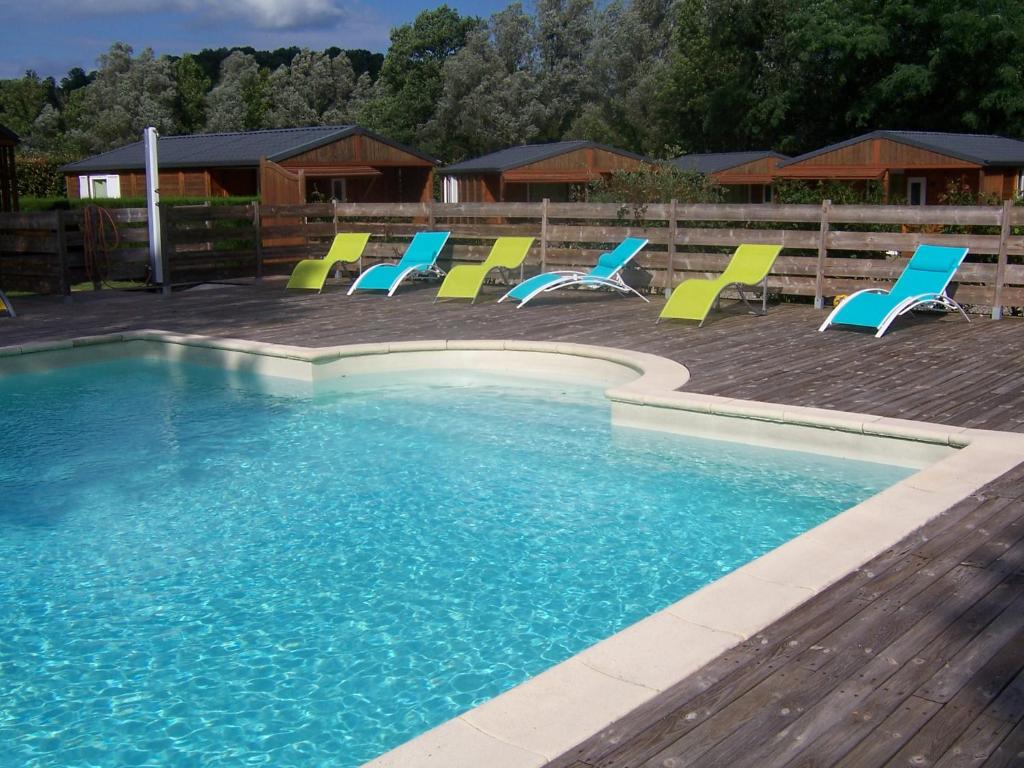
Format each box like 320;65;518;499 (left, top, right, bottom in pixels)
907;177;927;205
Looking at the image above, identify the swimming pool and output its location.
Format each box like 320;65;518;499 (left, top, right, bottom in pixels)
0;352;913;767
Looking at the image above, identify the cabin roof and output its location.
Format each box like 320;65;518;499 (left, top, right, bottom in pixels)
0;123;20;144
441;140;649;174
780;130;1024;167
62;125;437;172
672;151;789;174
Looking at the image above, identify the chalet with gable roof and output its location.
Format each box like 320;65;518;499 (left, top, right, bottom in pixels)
774;130;1024;204
61;126;437;205
440;141;654;203
672;151;789;203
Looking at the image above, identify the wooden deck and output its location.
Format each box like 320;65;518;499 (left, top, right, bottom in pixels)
2;280;1023;766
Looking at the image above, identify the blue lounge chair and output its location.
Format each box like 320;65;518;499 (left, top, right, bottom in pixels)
819;244;969;337
348;232;451;296
498;237;649;307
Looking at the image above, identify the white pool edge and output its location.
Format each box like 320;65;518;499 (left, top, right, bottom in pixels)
5;331;1023;768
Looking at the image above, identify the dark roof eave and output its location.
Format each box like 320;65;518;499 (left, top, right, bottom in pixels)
779;130;1024;168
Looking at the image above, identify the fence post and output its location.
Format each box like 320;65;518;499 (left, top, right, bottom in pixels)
540;198;549;273
54;210;71;300
158;206;172;295
427;199;435;229
667;198;678;295
253;201;264;283
991;199;1012;320
814;199;831;310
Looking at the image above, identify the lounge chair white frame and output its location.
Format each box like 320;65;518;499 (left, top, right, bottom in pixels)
818;288;970;338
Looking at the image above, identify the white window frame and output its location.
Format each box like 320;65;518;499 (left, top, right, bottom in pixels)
78;174;121;199
442;175;459;204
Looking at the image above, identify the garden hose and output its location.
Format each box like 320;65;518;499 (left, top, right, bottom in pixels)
81;204;121;287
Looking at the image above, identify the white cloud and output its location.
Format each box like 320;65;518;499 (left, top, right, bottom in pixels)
38;0;350;31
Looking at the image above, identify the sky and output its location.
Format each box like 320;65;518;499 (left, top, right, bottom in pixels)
0;0;511;80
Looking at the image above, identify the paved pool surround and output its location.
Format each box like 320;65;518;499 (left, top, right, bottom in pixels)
4;331;1023;768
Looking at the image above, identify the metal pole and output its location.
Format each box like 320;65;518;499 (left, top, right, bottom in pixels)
144;127;166;293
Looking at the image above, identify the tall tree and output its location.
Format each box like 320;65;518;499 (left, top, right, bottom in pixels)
265;49;356;127
175;54;211;133
534;0;596;140
570;0;674;153
427;4;545;160
204;51;269;133
0;71;56;138
63;43;177;153
366;5;480;150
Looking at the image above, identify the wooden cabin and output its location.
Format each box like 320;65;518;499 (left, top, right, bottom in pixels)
440;141;653;203
62;126;437;204
0;123;19;212
774;131;1024;204
673;151;789;203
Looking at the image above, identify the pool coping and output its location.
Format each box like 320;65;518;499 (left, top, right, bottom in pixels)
5;331;1024;768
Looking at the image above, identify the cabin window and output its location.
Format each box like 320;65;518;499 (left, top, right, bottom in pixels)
907;177;927;205
442;176;459;203
78;174;121;199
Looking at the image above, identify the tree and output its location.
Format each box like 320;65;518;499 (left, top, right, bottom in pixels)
569;0;674;153
533;0;596;140
63;43;177;154
0;71;56;138
366;5;480;150
265;49;356;127
175;54;211;133
426;4;545;160
204;51;269;132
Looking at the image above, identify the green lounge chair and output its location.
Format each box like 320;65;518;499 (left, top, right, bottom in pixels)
819;244;969;337
435;237;535;303
285;233;371;292
499;237;650;307
659;244;782;326
348;231;451;296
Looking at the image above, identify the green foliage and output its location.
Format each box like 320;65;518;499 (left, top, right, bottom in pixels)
3;0;1024;185
0;71;56;138
62;43;178;154
15;153;71;198
772;179;886;205
588;163;724;222
370;5;481;149
175;55;211;133
204;51;269;132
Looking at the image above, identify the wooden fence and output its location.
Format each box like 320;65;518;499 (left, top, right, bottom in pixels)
2;200;1023;317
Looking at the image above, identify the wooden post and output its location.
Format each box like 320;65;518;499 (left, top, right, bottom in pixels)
158;206;172;295
540;198;549;273
427;199;435;229
667;198;678;296
54;210;71;300
814;199;831;310
991;199;1012;320
253;201;264;283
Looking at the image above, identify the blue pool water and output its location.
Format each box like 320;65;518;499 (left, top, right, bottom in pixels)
0;357;912;767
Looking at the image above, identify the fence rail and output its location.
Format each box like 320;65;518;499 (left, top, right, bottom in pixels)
2;200;1022;317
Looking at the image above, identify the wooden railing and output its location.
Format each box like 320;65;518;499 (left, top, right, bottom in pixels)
2;200;1023;317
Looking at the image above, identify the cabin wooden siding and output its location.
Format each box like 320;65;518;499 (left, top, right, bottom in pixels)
279;134;433;169
501;147;646;182
452;147;651;202
65;168;258;200
714;156;785;185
